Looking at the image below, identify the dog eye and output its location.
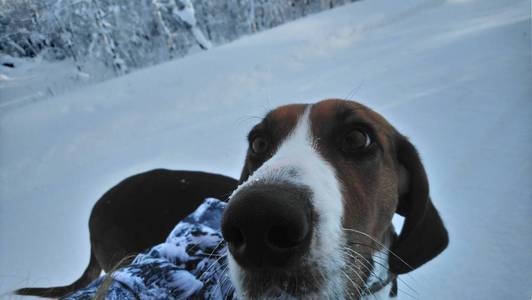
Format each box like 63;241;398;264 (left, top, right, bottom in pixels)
341;129;371;153
251;136;269;154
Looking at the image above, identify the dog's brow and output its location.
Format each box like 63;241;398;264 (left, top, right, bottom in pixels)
337;105;368;120
247;124;266;141
316;106;374;134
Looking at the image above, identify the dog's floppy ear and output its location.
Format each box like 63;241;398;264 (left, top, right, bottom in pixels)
389;135;448;274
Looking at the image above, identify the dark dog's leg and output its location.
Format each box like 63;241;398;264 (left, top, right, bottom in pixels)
15;249;101;298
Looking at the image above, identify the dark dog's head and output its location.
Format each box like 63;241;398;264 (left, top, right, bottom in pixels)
221;99;448;299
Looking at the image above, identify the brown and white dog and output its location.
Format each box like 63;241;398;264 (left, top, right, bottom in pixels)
221;99;448;299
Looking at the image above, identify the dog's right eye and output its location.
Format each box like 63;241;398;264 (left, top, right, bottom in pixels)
341;129;371;154
251;136;269;155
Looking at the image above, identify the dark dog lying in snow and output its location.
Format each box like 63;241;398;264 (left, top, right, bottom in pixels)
15;169;238;298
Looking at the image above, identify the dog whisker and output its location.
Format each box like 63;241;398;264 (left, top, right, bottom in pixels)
342;260;377;300
218;263;234;300
344;80;365;102
341;248;385;286
344;255;406;300
341;246;390;275
342;246;419;298
343;256;419;300
344;268;371;300
341;227;416;273
234;115;264;127
197;252;227;281
206;240;226;260
339;268;362;300
343;247;398;282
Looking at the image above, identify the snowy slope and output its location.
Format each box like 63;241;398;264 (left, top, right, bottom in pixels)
1;0;530;299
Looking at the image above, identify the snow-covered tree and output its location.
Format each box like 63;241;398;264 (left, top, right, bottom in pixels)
0;0;357;76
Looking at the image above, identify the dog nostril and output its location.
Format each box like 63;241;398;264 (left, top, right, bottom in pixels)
225;226;245;248
267;226;303;249
221;184;313;270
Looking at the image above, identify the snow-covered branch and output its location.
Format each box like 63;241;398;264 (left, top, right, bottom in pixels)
0;0;358;76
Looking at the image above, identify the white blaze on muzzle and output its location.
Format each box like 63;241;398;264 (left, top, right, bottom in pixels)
229;107;346;297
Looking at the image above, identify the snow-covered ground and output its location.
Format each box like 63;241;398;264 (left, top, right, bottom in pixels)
0;55;114;110
1;0;530;299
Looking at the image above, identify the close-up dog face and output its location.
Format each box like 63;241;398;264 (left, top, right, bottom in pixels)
221;99;448;299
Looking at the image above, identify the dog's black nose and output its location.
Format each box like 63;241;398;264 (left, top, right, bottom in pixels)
221;183;312;270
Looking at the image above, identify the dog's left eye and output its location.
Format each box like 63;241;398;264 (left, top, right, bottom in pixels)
341;129;371;153
251;136;269;155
